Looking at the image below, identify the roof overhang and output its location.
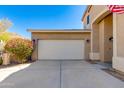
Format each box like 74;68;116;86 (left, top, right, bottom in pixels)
27;29;91;33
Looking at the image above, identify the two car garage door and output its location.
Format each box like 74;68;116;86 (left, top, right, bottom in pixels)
38;40;85;60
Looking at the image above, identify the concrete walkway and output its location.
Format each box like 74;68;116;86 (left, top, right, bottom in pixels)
0;60;124;88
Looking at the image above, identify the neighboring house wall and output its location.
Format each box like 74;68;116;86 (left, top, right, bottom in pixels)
30;30;91;61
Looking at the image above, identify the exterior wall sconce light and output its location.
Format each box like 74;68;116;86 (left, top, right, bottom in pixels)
86;39;90;43
109;36;113;42
32;39;36;49
32;39;35;45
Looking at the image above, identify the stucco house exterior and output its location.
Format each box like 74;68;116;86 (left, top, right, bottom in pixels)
82;5;124;72
28;29;91;61
28;5;124;73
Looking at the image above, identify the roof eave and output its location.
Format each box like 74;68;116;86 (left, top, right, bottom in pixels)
27;29;91;33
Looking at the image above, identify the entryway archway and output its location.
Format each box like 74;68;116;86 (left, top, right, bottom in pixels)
90;11;113;63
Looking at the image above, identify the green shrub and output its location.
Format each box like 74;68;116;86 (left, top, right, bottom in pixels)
4;38;33;63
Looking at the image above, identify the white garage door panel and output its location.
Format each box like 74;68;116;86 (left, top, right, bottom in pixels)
38;40;84;60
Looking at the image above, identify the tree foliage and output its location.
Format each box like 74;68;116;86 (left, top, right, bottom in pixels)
0;18;12;32
0;32;11;42
5;38;33;63
0;18;13;42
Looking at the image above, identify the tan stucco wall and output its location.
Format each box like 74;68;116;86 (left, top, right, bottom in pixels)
83;5;124;72
90;5;108;23
104;14;113;61
116;14;124;57
99;19;104;61
99;14;113;62
83;5;109;27
83;5;111;60
112;13;124;72
83;5;113;61
30;31;91;61
92;24;99;53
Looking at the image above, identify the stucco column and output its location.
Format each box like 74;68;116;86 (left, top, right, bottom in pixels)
112;13;124;72
113;13;117;57
89;24;100;60
112;13;118;70
112;13;117;65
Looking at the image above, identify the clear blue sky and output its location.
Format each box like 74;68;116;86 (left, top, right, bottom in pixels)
0;5;87;38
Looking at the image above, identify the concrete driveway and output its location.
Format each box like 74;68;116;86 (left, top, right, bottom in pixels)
0;60;124;88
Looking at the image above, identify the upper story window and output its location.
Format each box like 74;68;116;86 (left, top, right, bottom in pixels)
87;15;90;25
